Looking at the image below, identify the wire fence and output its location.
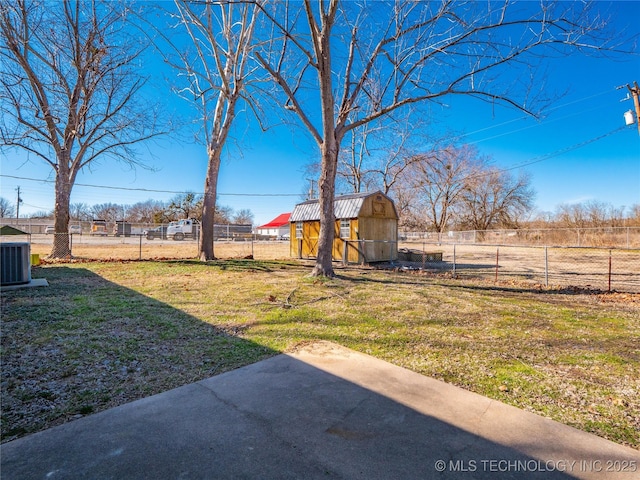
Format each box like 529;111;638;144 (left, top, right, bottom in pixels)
19;233;640;293
337;239;639;293
0;219;254;239
29;233;290;263
400;226;640;249
394;243;640;292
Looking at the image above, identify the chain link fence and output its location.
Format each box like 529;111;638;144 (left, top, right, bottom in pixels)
400;226;640;249
29;233;290;262
395;243;640;293
18;228;640;293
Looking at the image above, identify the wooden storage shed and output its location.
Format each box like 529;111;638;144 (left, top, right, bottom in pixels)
290;191;398;263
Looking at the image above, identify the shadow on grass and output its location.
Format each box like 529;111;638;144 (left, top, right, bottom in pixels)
1;340;588;480
169;258;310;273
2;264;635;477
338;264;636;298
1;265;278;443
441;280;623;297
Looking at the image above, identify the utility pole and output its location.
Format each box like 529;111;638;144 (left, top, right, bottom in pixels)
15;186;22;220
307;179;316;200
626;82;640;135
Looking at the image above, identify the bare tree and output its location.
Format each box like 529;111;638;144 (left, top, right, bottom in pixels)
408;145;484;233
628;204;640;227
257;0;616;276
0;197;15;218
392;172;426;231
69;202;92;221
585;200;612;228
337;124;377;194
214;205;234;225
555;200;626;229
338;115;426;196
126;199;166;224
0;0;164;258
27;210;52;219
158;0;260;260
608;205;627;228
555;203;589;229
233;208;254;225
90;203;122;223
584;200;626;228
458;169;535;232
167;192;202;221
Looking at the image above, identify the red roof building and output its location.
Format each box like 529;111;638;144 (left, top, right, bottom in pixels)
255;213;291;237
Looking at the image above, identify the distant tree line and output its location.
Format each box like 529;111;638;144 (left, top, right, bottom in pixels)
532;201;640;230
1;190;637;230
0;193;254;225
329;135;640;232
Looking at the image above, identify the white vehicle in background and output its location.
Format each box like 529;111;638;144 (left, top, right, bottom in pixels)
166;219;200;241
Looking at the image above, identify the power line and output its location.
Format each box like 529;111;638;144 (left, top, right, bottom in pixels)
1;106;631;202
408;124;631;190
0;175;301;197
452;87;619;144
1;124;628;198
487;124;629;175
22;202;52;211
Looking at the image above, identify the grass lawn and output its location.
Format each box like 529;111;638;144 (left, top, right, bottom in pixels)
1;259;638;449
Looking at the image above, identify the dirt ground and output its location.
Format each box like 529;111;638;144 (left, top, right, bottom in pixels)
30;236;291;261
405;243;640;293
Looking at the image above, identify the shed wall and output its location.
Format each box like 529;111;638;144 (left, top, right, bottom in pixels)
289;191;398;263
358;217;398;262
359;194;398;220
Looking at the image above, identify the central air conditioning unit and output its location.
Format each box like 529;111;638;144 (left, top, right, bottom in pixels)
1;242;32;286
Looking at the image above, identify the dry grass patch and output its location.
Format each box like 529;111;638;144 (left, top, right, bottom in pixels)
1;260;638;449
30;239;291;261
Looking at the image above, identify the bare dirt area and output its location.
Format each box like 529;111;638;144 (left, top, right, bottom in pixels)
31;236;291;262
399;242;640;293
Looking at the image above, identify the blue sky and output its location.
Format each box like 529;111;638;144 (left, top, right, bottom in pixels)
1;0;639;227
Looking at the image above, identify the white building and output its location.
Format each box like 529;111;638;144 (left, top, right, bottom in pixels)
255;213;291;238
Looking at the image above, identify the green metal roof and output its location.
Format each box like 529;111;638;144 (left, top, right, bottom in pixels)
0;225;29;236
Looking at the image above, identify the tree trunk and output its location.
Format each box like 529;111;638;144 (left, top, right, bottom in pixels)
50;163;72;259
199;148;221;261
311;135;339;277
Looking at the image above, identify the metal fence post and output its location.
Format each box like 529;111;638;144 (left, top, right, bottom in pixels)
342;240;348;266
627;227;630;249
139;234;142;261
608;249;612;292
544;246;549;287
390;240;394;265
452;244;456;276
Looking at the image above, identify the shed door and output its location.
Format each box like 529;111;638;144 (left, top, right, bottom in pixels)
303;221;320;257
